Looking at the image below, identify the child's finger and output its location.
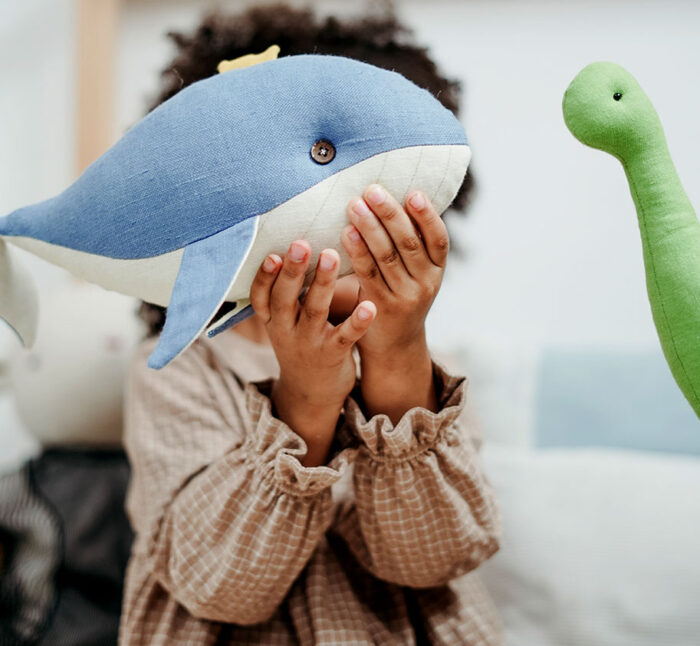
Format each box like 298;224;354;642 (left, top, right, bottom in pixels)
270;240;311;327
341;225;386;299
331;300;376;351
362;184;432;278
249;253;282;323
297;249;339;332
404;191;450;268
347;196;410;293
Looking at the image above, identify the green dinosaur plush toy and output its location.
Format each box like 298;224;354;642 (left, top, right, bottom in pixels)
563;61;700;420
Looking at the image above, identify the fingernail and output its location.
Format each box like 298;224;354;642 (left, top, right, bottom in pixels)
347;227;361;243
366;185;385;205
289;242;305;262
409;191;425;210
352;198;372;217
319;252;335;271
357;306;372;320
263;256;277;272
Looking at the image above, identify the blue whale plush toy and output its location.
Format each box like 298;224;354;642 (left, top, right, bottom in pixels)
0;51;470;369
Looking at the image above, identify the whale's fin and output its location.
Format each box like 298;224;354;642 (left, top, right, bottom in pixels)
0;238;38;348
148;217;258;369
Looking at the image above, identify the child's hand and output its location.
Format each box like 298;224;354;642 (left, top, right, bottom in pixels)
249;240;376;466
341;184;448;361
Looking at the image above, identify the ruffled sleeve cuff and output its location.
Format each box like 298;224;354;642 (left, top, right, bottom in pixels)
342;360;467;461
243;379;354;498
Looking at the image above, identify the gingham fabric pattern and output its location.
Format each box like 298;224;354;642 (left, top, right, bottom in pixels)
118;330;502;645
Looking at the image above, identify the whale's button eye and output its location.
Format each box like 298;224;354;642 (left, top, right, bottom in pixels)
310;139;336;164
613;92;623;101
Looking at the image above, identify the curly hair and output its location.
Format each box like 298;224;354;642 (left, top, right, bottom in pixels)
138;2;474;337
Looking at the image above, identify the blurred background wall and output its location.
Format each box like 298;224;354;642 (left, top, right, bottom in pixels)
2;0;700;456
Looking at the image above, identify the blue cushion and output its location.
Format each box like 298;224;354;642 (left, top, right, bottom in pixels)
535;347;700;455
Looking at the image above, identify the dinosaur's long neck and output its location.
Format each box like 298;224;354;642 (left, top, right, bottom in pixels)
624;142;698;240
622;140;700;417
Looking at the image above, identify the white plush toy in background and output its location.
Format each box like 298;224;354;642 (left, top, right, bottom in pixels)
1;280;144;448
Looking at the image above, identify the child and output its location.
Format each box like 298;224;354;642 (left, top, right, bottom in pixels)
119;5;501;645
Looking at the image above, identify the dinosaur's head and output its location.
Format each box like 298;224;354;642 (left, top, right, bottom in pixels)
563;62;663;160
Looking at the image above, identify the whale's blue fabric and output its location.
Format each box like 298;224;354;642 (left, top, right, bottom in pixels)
147;216;257;369
0;55;467;260
206;302;254;338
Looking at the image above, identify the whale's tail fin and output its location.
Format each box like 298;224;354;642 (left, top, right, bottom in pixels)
0;237;38;347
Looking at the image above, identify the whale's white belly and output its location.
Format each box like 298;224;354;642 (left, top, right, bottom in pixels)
6;144;469;308
229;143;470;299
7;237;182;306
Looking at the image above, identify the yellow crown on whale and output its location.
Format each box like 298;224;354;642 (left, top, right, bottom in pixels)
217;44;280;74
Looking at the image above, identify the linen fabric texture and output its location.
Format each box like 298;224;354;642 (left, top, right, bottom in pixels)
118;331;502;645
1;55;467;258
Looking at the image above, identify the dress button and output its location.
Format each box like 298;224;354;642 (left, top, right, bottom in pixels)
310;139;336;164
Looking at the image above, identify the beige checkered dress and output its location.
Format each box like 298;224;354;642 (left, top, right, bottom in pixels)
118;330;502;645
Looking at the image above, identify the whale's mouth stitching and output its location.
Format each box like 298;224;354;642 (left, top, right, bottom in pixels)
372;147;391;195
300;172;341;242
432;143;453;204
299;172;342;280
402;146;425;204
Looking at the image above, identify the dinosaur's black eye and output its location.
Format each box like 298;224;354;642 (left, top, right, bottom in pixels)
613;92;622;101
